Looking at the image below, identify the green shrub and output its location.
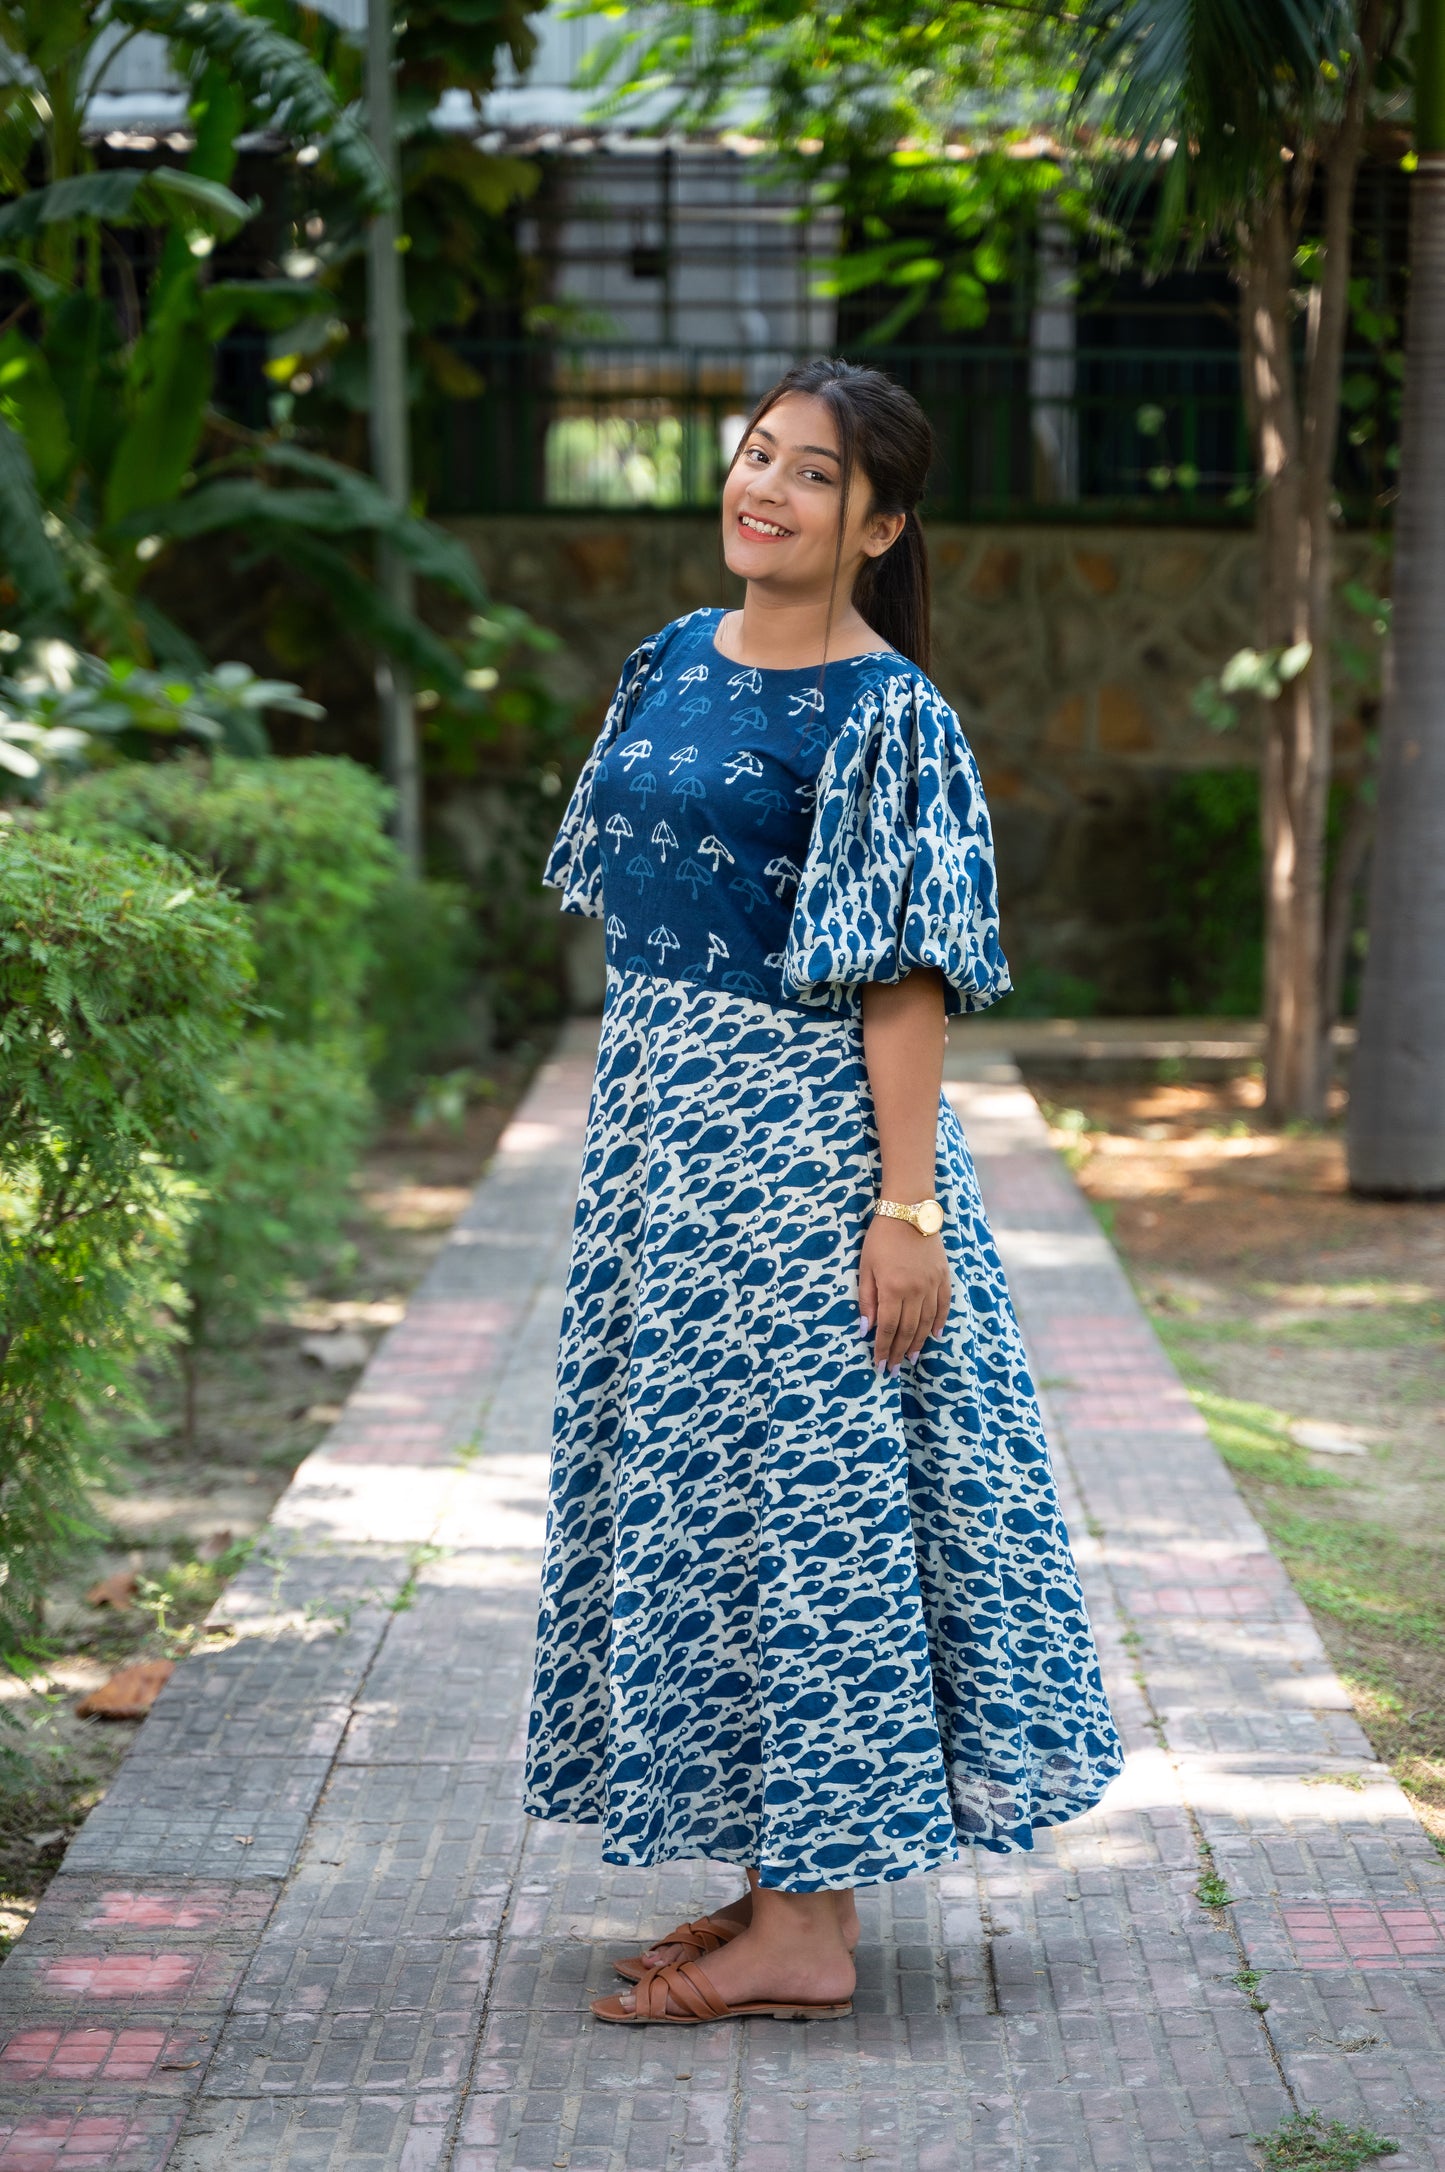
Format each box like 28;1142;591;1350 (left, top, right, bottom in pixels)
45;755;402;1346
425;606;579;1045
362;874;484;1105
0;645;326;798
48;754;399;1042
0;827;253;1661
182;1039;372;1347
1152;769;1265;1016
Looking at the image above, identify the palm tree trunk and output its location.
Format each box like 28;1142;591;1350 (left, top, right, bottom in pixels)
1347;48;1445;1195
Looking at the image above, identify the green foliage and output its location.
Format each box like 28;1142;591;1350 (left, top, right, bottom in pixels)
107;0;387;212
180;1037;372;1342
45;755;402;1340
1152;769;1264;1016
1163;1376;1343;1492
47;754;399;1042
0;166;250;248
0;641;325;792
1194;1865;1236;1909
1254;2110;1399;2171
0;418;68;626
1069;0;1358;245
1267;1511;1445;1651
0;0;489;692
0;827;254;1661
1191;642;1313;736
998;963;1100;1020
428;608;583;1045
571;0;1082;339
271;0;544;417
362;875;483;1104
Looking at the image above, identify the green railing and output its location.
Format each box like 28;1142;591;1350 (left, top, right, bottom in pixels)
415;340;1396;524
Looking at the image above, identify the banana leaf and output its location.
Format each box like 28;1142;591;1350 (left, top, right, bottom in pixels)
0;416;70;622
0;167;250;245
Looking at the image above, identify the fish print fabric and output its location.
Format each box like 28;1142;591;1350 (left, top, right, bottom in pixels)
524;606;1123;1890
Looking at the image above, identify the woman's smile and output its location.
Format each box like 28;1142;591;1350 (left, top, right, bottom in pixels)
737;510;794;540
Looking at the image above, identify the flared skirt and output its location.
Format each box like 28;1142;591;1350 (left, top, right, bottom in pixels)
523;966;1123;1889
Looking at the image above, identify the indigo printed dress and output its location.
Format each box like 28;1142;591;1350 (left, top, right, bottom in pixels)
524;606;1123;1891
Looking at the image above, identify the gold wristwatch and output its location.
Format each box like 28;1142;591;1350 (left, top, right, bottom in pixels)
873;1196;945;1236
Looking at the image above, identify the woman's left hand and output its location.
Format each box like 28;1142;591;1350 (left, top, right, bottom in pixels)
858;1215;952;1375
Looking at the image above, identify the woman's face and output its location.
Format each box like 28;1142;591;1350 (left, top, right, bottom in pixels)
720;391;904;598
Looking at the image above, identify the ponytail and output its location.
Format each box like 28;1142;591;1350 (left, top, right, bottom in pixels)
853;508;931;676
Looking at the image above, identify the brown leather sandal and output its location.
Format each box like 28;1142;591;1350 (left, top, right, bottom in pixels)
591;1958;854;2026
612;1911;745;1984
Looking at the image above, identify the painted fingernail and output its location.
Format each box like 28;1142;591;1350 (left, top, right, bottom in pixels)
875;1360;886;1377
855;1317;871;1338
888;1361;902;1378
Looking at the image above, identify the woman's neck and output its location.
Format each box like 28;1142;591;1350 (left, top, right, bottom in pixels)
715;590;886;670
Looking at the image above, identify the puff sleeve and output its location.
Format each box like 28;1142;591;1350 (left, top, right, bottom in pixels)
540;631;663;918
780;669;1012;1019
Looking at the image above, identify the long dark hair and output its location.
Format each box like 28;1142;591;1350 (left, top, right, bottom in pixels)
725;357;935;673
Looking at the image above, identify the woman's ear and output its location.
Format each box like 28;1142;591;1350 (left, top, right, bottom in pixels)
862;510;908;560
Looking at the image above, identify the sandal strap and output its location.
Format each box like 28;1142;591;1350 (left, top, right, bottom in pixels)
670;1961;730;2018
674;1915;742;1956
633;1960;728;2020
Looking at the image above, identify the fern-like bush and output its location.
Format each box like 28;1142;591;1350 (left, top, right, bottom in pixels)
0;827;254;1660
48;754;399;1042
45;755;402;1349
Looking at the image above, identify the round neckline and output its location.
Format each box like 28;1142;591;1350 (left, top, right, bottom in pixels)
707;610;901;674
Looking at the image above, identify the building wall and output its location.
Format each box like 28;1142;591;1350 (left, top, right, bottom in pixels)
448;515;1374;1012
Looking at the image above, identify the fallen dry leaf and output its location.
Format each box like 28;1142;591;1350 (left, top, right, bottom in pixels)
84;1570;139;1612
75;1659;175;1721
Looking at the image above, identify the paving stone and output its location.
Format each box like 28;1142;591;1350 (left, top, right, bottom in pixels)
1;1880;273;1961
8;1027;1445;2169
0;2095;187;2172
62;1758;331;1883
167;2090;458;2171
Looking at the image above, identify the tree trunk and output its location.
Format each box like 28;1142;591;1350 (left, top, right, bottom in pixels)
1238;21;1377;1123
1238;193;1323;1119
1321;776;1374;1038
1346;141;1445;1194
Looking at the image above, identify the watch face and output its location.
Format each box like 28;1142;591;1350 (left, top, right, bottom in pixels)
916;1200;944;1236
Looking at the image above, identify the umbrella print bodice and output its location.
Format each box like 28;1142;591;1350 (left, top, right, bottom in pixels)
589;610;867;1008
550;604;1013;1022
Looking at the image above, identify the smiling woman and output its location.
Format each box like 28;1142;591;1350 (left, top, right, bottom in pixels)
526;357;1124;2028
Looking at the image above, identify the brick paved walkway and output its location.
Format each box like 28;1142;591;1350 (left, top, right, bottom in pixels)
4;1022;1443;2171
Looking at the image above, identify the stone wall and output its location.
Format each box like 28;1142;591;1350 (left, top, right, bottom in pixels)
447;516;1373;1012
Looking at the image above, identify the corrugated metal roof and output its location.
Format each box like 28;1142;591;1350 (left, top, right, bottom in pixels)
66;0;665;140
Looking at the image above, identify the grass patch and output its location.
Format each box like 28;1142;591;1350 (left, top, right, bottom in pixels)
1159;1369;1342;1492
1259;1307;1442;1351
1159;1305;1441;1353
1253;2110;1398;2169
1195;1868;1235;1909
1265;1515;1445;1651
135;1538;255;1655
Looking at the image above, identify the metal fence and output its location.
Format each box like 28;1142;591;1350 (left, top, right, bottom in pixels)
414;340;1396;524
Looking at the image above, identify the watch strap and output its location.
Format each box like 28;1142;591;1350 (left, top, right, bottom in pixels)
874;1196;945;1234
